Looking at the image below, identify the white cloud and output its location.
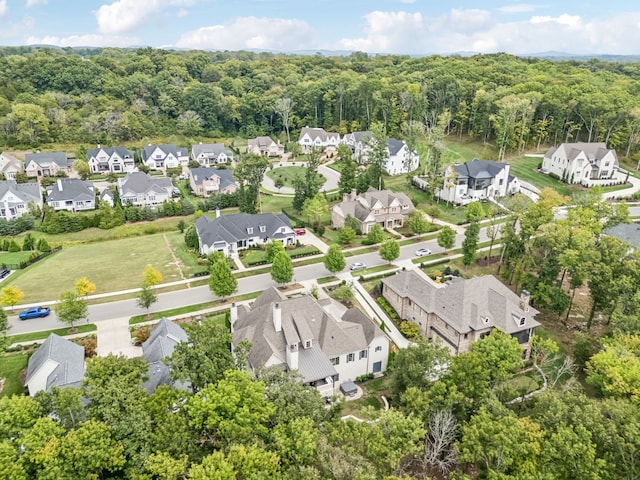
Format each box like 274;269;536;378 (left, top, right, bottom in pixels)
337;11;425;53
497;4;543;14
445;8;494;33
25;33;139;48
0;0;7;17
176;8;188;18
176;16;316;51
26;0;48;7
530;13;581;28
96;0;194;35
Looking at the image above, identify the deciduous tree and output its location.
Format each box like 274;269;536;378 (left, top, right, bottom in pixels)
0;285;24;311
379;238;400;264
74;277;96;297
324;244;346;273
437;225;455;253
208;257;237;300
271;250;293;285
54;291;88;329
142;265;163;287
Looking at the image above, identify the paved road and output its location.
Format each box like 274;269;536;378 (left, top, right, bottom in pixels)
7;227;496;335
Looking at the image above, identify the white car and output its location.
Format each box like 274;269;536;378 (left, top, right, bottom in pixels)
350;262;367;271
415;248;432;257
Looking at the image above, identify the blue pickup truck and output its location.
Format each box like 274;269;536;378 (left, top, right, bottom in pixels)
18;306;51;320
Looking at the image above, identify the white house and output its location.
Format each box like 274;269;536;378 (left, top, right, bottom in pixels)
542;142;619;186
191;143;234;166
438;158;520;204
232;288;389;397
195;212;295;257
247;136;284;157
341;131;373;150
298;127;341;153
0;180;43;220
46;178;96;212
0;152;24;180
117;171;173;207
354;137;419;175
87;146;135;174
141;144;189;171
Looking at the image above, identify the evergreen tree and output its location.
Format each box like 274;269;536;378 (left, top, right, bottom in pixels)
339;158;357;195
462;221;480;266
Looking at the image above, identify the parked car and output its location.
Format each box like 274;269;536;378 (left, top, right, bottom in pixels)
0;268;9;279
294;228;306;235
415;248;432;257
19;306;51;320
350;262;367;271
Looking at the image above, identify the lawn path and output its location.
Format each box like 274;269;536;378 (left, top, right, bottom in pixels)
164;234;186;282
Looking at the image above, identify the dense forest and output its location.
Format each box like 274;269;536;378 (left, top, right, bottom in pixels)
1;46;640;162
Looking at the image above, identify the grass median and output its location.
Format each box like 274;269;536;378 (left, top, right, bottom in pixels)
8;323;97;344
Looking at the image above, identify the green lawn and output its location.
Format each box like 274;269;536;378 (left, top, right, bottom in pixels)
0;251;33;267
0;353;29;397
507;156;573;197
8;324;97;344
266;166;326;189
10;233;184;303
239;245;321;268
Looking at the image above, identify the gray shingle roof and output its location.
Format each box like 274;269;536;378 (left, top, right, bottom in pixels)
386;138;405;156
25;152;70;168
118;172;172;196
46;178;95;202
141;144;187;161
545;142;617;167
192;143;233;158
603;223;640;248
299;127;340;142
247;136;276;150
333;188;414;222
142;318;189;393
86;146;133;160
190;167;238;189
382;270;540;335
195;212;292;248
0;180;41;205
453;158;507;180
25;334;85;393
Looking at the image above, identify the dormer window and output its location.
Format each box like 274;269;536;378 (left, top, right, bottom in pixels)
481;316;490;325
260;225;266;233
304;340;312;349
247;227;253;234
519;317;526;326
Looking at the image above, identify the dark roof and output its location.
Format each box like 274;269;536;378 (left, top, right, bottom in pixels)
195;212;292;247
25;334;85;393
603;223;640;249
118;171;172;196
0;180;41;204
453;158;507;180
25;152;70;168
142;318;189;393
86;146;133;160
382;270;540;335
46;178;95;202
386;138;405;156
190;167;238;189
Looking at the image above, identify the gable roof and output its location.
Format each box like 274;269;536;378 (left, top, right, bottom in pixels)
0;180;41;204
386;138;406;156
99;189;114;202
546;142;616;165
46;178;95;202
25;152;70;168
141;144;187;161
453;158;507;180
190;167;238;189
248;136;277;149
603;223;640;249
192;143;233;158
0;152;23;174
299;127;340;142
142;318;189;393
382;270;540;335
86;146;133;160
195;212;292;247
118;171;172;196
333;188;414;222
25;334;85;393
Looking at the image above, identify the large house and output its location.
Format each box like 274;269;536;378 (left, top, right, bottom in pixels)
87;146;135;174
141;144;189;171
46;178;96;212
191;143;234;166
117;171;173;207
0;180;43;220
195;212;295;257
24;334;85;396
298;127;341;153
189;167;238;197
382;271;539;358
0;152;24;180
332;188;414;233
142;318;189;394
342;131;372;150
232;288;389;397
25;152;73;177
542;142;619;186
354;137;419;175
247;136;284;157
438;158;520;204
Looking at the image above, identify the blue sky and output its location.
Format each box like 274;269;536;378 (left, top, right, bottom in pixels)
0;1;638;54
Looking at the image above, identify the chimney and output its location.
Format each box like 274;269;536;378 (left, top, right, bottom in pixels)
520;290;530;312
97;144;101;149
273;302;281;332
350;188;357;201
215;207;221;218
230;302;238;333
57;178;63;191
286;342;299;370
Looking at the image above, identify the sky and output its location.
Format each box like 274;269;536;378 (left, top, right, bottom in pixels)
0;1;639;55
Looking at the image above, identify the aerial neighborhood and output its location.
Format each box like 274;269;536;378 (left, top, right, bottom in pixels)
0;46;639;479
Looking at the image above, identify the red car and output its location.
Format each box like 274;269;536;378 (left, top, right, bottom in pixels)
294;228;306;235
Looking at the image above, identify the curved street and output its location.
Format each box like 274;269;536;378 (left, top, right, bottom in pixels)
261;160;341;194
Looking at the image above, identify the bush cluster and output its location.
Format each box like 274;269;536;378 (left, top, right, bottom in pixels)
376;296;398;319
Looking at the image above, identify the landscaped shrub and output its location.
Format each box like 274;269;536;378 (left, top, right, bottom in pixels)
376;296;398;319
134;326;151;346
356;373;374;383
399;321;420;339
75;337;97;357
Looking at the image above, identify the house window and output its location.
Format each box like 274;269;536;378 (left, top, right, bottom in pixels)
347;353;355;363
359;350;367;359
305;340;312;348
601;171;609;177
16;204;24;209
148;196;156;202
247;227;253;234
260;225;266;233
464;333;468;339
498;179;504;185
375;346;382;352
519;317;526;326
330;357;340;366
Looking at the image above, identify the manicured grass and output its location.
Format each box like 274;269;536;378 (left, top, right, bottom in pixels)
259;193;294;215
8;324;97;344
351;264;397;277
508;156;572;197
164;231;209;277
0;251;33;266
266;166;326;189
317;275;339;285
0;353;29;397
239;245;321;267
341;376;392;416
442;138;498;163
10;233;185;303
